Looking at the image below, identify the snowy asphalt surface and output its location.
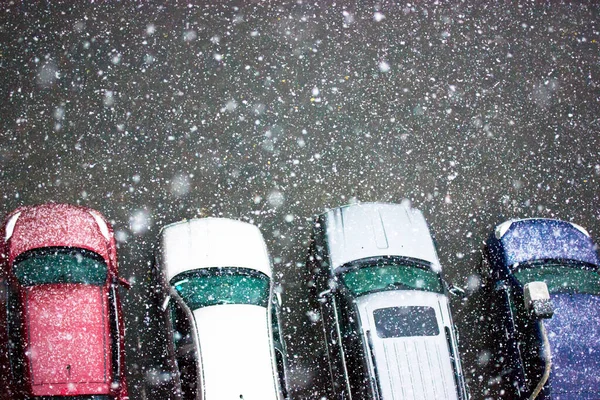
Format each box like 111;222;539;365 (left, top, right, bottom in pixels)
1;2;599;399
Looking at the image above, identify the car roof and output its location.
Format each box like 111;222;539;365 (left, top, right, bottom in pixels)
191;304;279;399
3;204;114;269
354;290;459;399
321;202;441;273
24;284;112;396
492;218;600;267
544;293;600;394
159;218;272;282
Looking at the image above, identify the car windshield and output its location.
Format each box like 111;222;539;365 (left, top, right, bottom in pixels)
513;263;600;295
171;267;270;310
13;248;108;286
341;262;444;297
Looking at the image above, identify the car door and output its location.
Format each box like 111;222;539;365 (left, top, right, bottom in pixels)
169;297;199;400
336;287;375;400
507;282;547;398
493;280;528;396
270;295;289;399
319;288;352;400
0;273;13;394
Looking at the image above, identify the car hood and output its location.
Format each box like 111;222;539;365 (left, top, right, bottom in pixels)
544;293;600;396
24;284;112;396
7;204;112;266
159;218;272;282
323;203;442;273
499;219;599;267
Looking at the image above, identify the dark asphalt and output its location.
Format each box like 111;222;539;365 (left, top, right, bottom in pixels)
1;2;599;399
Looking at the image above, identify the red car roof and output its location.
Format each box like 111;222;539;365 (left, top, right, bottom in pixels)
5;204;115;272
25;284;112;396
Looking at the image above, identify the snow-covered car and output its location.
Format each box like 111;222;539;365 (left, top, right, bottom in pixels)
307;202;468;400
0;203;129;399
157;218;287;400
482;218;600;399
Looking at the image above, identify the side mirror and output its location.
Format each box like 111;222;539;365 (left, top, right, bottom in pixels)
117;276;131;289
444;278;467;298
161;294;171;312
523;281;554;319
111;276;131;290
448;285;466;298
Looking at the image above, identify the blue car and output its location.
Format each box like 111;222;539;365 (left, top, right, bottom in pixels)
482;218;600;400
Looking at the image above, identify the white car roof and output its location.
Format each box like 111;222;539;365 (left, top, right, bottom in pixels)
159;218;272;282
192;304;280;399
322;202;442;273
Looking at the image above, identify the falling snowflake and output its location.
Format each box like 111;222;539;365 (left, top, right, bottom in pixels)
378;61;390;73
129;209;152;234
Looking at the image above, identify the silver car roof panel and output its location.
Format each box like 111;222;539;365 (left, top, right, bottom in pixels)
322;203;441;273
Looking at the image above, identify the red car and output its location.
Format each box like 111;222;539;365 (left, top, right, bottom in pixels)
0;204;129;399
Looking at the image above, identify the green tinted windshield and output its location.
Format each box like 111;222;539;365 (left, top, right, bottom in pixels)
171;268;270;310
341;263;443;297
14;248;108;286
513;263;600;295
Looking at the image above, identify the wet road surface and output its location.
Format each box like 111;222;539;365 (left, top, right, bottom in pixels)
1;2;599;398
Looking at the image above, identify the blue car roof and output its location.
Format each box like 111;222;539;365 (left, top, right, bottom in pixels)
498;219;600;267
544;293;600;396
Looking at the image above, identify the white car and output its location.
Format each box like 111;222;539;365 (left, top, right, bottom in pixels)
157;218;287;400
307;202;468;400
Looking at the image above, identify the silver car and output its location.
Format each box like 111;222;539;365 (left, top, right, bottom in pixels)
307;202;468;400
157;218;287;400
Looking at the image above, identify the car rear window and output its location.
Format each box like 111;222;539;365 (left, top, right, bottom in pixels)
374;306;439;338
13;248;108;286
171;267;270;310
